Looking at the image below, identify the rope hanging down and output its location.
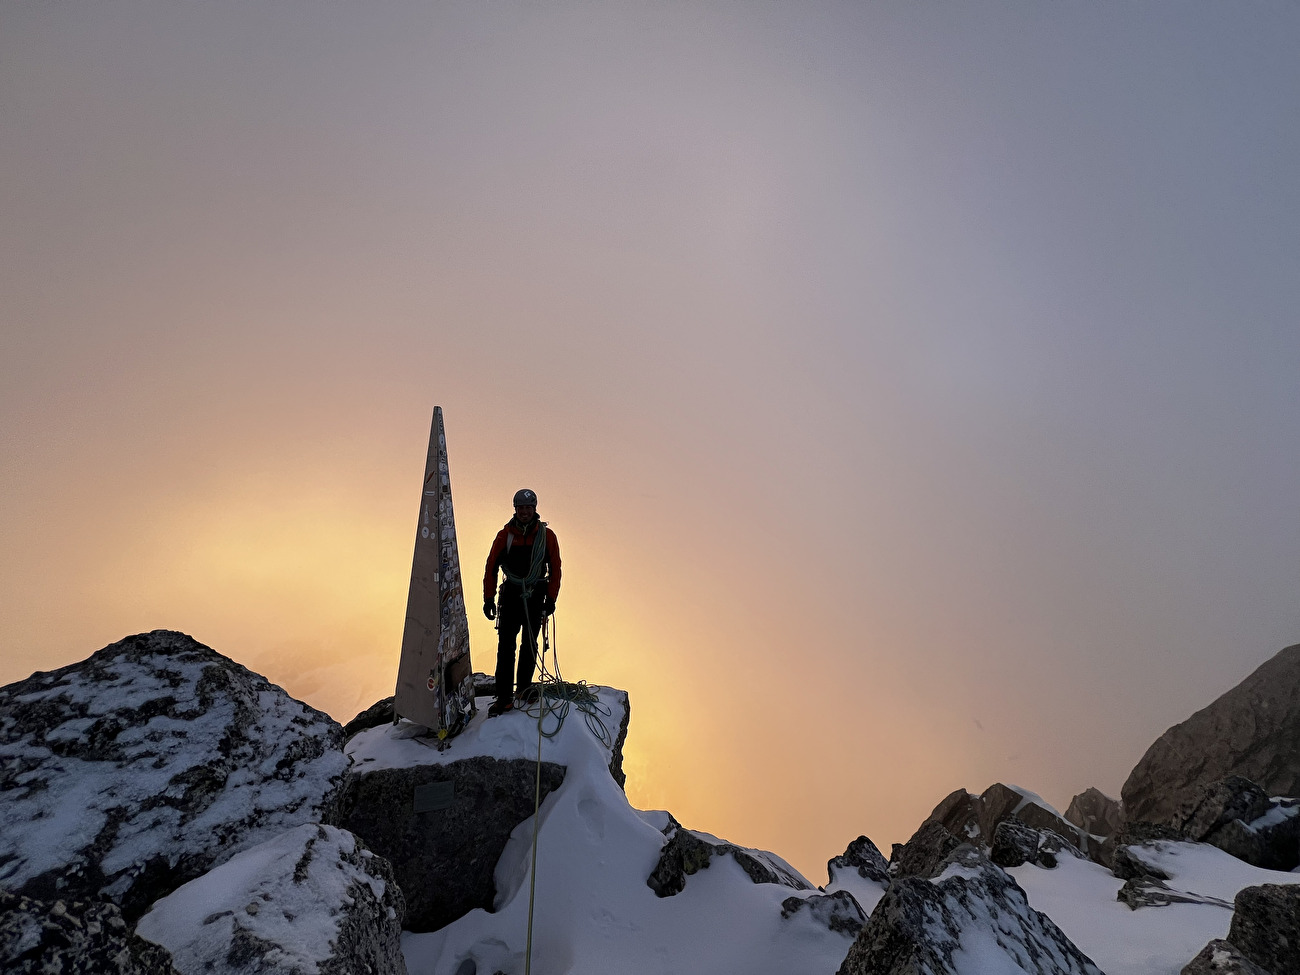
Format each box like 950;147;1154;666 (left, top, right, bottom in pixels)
518;604;612;975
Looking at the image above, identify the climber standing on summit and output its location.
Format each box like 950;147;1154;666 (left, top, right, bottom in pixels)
483;489;561;717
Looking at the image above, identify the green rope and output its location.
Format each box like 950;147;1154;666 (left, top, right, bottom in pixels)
519;608;612;975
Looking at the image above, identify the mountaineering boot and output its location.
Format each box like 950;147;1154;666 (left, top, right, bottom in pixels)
517;682;541;705
487;697;513;718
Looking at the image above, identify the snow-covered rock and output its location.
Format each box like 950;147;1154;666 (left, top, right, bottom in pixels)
1181;939;1272;975
838;847;1104;975
330;753;566;932
780;889;867;937
891;821;965;879
916;783;1090;862
1010;838;1300;975
350;684;858;975
1;889;180;974
828;835;891;887
136;823;405;975
0;631;349;921
991;819;1084;870
646;812;812;897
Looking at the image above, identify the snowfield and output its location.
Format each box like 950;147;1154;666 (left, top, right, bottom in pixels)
349;686;1300;975
349;687;858;975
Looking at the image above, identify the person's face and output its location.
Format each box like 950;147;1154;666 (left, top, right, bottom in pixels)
514;504;536;521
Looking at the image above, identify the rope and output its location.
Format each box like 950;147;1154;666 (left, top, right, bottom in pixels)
518;604;612;975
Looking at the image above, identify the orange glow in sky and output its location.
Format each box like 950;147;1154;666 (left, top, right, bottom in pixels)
4;2;1300;881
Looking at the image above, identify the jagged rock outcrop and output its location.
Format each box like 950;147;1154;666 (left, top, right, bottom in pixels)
828;835;890;887
343;697;396;741
136;823;405;975
990;820;1082;870
1065;787;1122;838
780;890;866;937
0;630;348;922
836;848;1104;975
920;783;1087;854
647;813;811;897
329;756;565;932
1225;884;1300;975
1160;776;1300;871
890;821;964;880
1110;840;1232;911
1117;876;1232;911
1123;643;1300;826
1182;940;1273;975
0;889;181;974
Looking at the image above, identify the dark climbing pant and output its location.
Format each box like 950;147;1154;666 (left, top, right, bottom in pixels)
495;586;544;702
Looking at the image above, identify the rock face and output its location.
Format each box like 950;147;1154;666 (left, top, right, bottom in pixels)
1159;776;1300;871
828;835;890;887
1065;787;1122;839
0;889;181;975
990;820;1082;870
890;821;964;880
1226;884;1300;975
647;813;812;897
1122;643;1300;826
922;783;1087;854
0;630;349;922
836;848;1104;975
1181;940;1272;975
136;823;405;975
329;756;565;932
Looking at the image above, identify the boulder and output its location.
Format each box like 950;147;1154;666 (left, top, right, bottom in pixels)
1117;876;1232;911
827;835;890;887
1172;776;1272;842
343;697;395;741
990;820;1082;870
136;823;405;975
329;756;565;932
647;814;812;897
1122;643;1300;827
1164;777;1300;871
836;847;1104;975
920;783;1086;854
1226;884;1300;975
780;890;867;937
0;631;348;922
1182;940;1273;975
0;889;180;975
889;821;964;880
1065;787;1122;839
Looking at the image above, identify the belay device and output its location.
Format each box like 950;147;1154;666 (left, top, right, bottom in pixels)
393;407;475;743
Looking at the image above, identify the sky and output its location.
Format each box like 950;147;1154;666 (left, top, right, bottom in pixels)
2;1;1299;880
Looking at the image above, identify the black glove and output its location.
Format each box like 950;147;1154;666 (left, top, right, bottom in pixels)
483;601;496;620
542;595;555;617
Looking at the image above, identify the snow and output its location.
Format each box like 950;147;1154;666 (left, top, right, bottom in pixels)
0;636;348;899
1009;842;1300;975
137;823;386;975
825;868;887;917
349;686;857;975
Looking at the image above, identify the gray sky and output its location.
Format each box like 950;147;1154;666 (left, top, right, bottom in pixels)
3;1;1298;877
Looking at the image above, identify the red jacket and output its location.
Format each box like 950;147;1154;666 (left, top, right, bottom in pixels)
483;517;561;603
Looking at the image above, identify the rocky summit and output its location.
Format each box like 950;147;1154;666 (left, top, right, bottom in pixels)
5;630;1300;975
0;630;349;922
1123;643;1300;826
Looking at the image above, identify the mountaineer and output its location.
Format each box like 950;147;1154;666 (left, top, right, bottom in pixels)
482;489;561;716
